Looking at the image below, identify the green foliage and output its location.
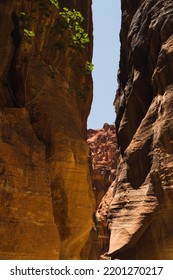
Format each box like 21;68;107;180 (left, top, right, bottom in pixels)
19;1;91;99
48;0;59;9
84;61;94;74
19;12;26;16
19;11;36;23
59;8;89;49
20;2;89;52
24;29;35;37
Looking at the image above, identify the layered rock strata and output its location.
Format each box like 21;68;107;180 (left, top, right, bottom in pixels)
0;0;94;259
98;0;173;259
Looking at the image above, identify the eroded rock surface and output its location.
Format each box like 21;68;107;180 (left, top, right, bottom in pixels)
98;0;173;259
87;123;118;207
0;0;94;259
85;124;118;259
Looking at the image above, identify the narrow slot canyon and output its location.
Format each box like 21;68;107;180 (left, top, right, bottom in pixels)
0;0;173;261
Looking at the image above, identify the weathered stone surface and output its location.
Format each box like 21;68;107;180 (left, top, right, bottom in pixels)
0;108;60;259
87;124;118;258
0;0;94;259
87;123;118;206
98;0;173;259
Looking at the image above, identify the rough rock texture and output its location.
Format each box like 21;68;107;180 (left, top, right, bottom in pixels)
87;123;118;207
0;0;94;259
0;109;60;259
98;0;173;259
81;124;118;259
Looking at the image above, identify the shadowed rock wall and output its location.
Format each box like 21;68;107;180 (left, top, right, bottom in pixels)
98;0;173;259
0;0;94;260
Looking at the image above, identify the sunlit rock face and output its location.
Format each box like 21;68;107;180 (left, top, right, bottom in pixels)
86;124;119;258
0;0;94;259
87;124;118;207
98;0;173;260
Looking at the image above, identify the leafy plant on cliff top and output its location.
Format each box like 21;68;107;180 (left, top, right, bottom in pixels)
59;7;90;50
20;1;89;52
18;0;93;104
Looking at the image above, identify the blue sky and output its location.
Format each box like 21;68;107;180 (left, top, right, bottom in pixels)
87;0;121;129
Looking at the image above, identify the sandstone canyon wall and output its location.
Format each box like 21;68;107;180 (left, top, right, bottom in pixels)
1;0;173;261
87;124;118;207
86;124;118;258
97;0;173;259
0;0;94;260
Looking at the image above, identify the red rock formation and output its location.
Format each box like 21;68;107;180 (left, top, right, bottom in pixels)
87;123;118;206
87;124;119;258
98;0;173;260
0;0;94;259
